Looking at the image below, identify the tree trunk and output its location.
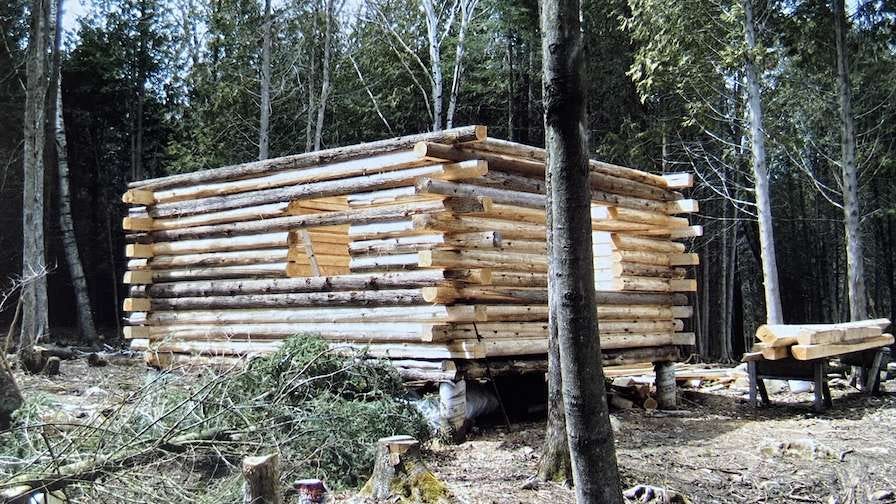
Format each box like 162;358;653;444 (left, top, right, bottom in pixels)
537;328;572;482
313;0;334;151
541;0;623;501
743;0;783;324
833;0;867;321
258;0;272;160
304;1;318;152
446;0;476;129
20;0;52;354
53;2;98;346
507;32;515;141
133;0;147;180
422;0;443;131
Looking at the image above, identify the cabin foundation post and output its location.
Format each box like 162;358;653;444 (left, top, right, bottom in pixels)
654;360;676;409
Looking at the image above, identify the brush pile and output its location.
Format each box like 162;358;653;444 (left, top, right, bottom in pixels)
0;337;430;502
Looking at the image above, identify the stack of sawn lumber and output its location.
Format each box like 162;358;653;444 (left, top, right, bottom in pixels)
120;125;700;382
745;319;893;361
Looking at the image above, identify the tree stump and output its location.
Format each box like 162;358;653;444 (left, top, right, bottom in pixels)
654;361;677;409
359;436;450;503
242;454;281;504
43;356;61;376
0;368;22;429
20;346;48;375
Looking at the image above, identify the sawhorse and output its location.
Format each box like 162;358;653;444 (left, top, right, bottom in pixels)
748;348;884;412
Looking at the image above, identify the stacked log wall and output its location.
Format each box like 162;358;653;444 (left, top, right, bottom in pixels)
121;126;699;381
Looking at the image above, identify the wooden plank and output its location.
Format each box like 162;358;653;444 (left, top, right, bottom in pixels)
791;334;894;360
123;270;153;284
662;173;694;189
666;199;699;214
126;244;154;258
122;189;156;205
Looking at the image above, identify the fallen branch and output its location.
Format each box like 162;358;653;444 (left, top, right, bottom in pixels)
0;429;236;501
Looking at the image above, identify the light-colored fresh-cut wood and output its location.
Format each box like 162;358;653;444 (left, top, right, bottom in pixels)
454;137;670;188
123;270;153;284
756;318;891;347
635;225;703;239
121;125;700;381
667;199;699;214
129;202;291;231
752;342;790;360
151;150;427;204
791;334;894;360
122;189;156;205
661;173;694;189
131;270;455;298
151;232;289;255
148;162;488;219
130;125;487;190
122;217;154;231
129;305;487;325
126;244;154;258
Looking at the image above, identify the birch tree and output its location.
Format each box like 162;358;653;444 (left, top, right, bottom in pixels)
422;0;443;131
20;0;52;359
832;0;867;320
445;0;478;129
541;0;622;500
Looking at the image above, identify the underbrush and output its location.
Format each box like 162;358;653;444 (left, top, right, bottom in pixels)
0;336;430;502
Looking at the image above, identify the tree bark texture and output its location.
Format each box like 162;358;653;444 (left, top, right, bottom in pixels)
541;0;623;501
743;0;784;324
242;454;281;504
20;0;52;352
833;0;867;320
313;0;334;151
258;0;272;160
422;0;443;131
55;65;98;346
446;0;477;129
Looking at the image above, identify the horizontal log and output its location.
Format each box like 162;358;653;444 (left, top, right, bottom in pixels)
790;334;894;360
126;322;442;341
148;161;484;219
458;333;694;355
126;202;291;231
483;304;692;321
149;232;289;256
129;125;486;191
662;173;694;189
141;289;433;310
416;178;546;209
148;195;482;242
126;305;486;325
149;150;428;204
455;137;670;188
419;249;547;272
128;270;456;298
130;249;289;270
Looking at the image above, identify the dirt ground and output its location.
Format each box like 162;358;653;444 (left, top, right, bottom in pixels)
9;357;896;504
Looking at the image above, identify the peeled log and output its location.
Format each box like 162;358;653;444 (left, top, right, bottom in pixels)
130;125;486;191
130;270;453;298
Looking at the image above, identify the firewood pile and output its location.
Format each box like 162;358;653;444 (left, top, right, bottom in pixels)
744;318;893;362
120;126;700;380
